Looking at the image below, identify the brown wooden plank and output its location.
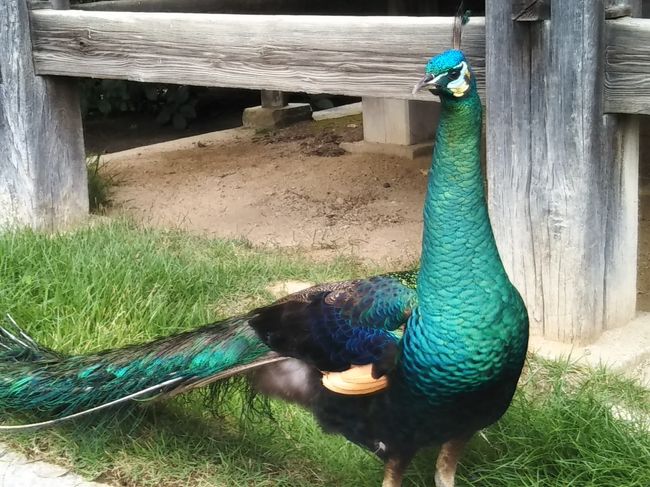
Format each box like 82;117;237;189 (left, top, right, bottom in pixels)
512;0;550;21
602;0;641;331
1;0;87;230
605;17;650;114
29;10;486;100
487;0;638;342
486;0;538;336
70;0;311;13
605;0;633;17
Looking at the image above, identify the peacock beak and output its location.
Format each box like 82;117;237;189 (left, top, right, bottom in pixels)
412;73;442;96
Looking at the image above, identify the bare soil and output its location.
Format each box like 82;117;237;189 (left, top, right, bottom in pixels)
102;115;650;310
103;116;427;266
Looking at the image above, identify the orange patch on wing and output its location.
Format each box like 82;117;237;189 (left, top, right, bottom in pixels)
321;364;388;395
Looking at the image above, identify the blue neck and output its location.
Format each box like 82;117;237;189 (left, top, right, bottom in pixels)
416;90;506;320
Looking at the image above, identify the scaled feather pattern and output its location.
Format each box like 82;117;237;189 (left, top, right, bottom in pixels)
0;47;528;487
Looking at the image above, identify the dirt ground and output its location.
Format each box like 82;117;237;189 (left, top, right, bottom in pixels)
103;116;427;266
101;115;650;310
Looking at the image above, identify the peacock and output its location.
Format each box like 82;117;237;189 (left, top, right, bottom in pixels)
0;19;529;487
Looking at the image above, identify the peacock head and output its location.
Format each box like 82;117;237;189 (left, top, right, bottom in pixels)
412;49;475;100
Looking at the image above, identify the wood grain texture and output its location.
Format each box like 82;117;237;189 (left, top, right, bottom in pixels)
512;0;550;21
71;0;442;15
602;0;640;331
0;0;87;230
605;0;633;17
602;115;639;333
27;10;650;114
487;0;637;343
605;17;650;114
72;0;311;13
29;10;485;100
486;0;536;336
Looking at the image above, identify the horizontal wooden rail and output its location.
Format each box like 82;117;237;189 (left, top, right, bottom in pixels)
29;10;486;100
74;0;268;12
605;17;650;114
27;10;650;114
72;0;352;14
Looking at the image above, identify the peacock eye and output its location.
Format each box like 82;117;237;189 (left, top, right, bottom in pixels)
447;68;462;81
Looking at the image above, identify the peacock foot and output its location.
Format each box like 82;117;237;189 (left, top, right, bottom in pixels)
381;456;411;487
321;364;388;395
434;437;468;487
434;471;455;487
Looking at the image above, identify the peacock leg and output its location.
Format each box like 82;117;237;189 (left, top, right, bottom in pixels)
381;456;411;487
433;437;468;487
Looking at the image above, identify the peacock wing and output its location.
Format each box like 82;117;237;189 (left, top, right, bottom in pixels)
249;273;417;374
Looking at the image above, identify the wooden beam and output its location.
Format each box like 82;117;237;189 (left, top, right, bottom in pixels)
605;18;650;114
1;0;87;230
486;0;537;335
602;2;641;334
29;10;486;100
512;0;550;21
69;0;442;15
487;0;638;343
605;0;633;17
71;0;307;13
27;10;650;114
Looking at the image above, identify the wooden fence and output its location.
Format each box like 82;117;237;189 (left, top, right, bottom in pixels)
29;11;486;100
1;0;649;343
23;9;650;112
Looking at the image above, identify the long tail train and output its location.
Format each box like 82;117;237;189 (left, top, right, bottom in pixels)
0;314;281;429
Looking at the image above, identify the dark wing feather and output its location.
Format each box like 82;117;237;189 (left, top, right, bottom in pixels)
249;275;417;373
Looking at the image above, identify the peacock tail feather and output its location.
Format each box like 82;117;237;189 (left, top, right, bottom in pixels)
1;37;529;486
0;269;417;424
0;314;271;418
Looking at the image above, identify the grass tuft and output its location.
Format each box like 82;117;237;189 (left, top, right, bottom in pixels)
0;221;648;486
87;155;113;213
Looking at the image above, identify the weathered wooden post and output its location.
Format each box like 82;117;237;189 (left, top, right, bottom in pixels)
0;0;87;230
486;0;640;343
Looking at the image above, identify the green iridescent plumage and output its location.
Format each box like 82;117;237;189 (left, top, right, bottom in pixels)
403;49;528;404
0;317;271;416
0;42;528;487
0;268;417;420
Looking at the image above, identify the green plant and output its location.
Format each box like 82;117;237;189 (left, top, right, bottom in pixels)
79;79;198;129
79;79;142;117
86;155;113;212
0;223;647;486
152;85;198;130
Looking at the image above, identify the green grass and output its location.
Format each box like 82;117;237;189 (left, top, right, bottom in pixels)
0;221;648;486
87;155;113;213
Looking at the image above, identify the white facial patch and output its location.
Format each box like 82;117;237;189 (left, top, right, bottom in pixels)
447;61;470;97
